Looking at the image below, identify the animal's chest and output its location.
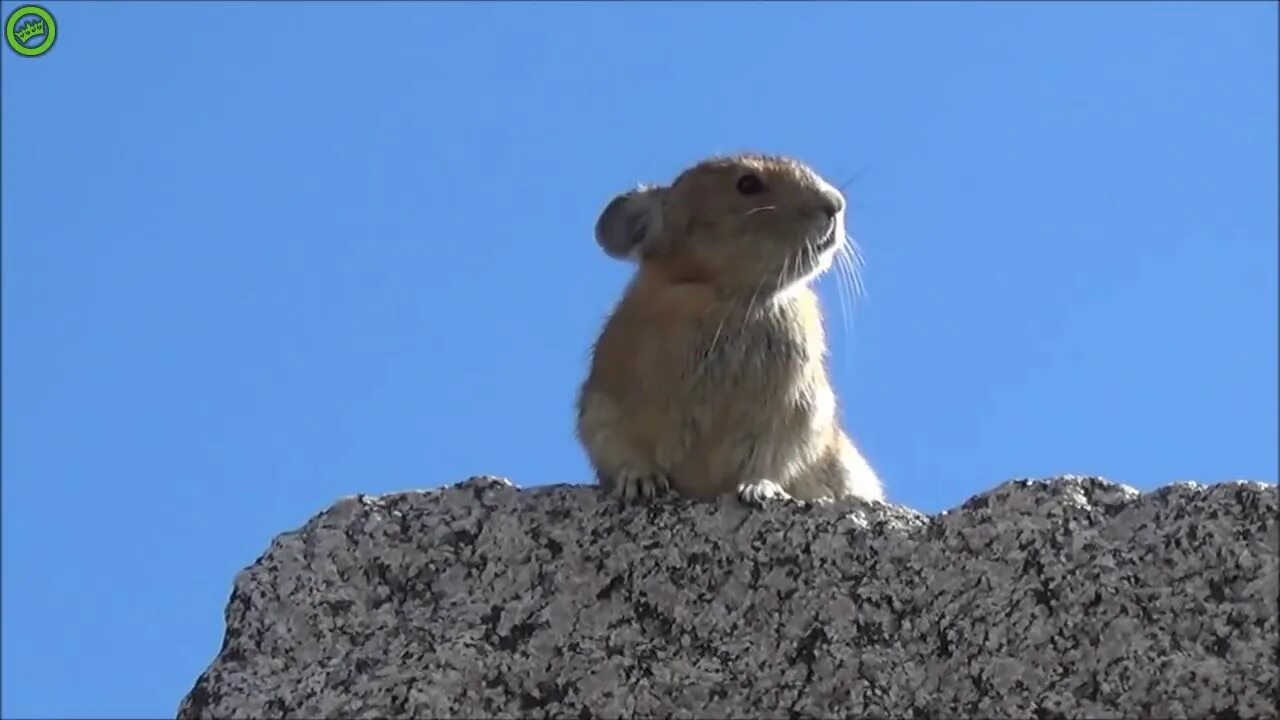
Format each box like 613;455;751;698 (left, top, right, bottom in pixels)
662;310;820;485
684;312;812;398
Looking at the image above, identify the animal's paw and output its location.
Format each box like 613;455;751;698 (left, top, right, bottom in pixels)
612;468;672;501
736;478;793;507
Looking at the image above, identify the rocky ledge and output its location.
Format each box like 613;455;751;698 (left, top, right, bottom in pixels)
178;475;1277;719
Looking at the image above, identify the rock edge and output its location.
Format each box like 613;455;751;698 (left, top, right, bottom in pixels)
179;475;1278;719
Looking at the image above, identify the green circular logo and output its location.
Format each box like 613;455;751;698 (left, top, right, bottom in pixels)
6;5;56;57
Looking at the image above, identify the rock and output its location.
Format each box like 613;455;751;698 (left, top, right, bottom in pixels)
178;475;1278;719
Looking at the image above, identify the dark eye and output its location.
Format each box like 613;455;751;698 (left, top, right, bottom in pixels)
736;173;765;195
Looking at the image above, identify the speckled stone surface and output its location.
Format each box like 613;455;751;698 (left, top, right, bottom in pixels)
178;475;1278;719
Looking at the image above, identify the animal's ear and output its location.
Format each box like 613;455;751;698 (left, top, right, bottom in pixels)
594;185;666;261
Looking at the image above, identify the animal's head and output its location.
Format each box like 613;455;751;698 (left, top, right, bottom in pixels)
595;154;847;294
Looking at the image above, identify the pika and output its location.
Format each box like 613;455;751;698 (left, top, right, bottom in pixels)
575;153;884;506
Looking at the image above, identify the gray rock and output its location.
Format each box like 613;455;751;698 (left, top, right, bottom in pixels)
178;475;1278;719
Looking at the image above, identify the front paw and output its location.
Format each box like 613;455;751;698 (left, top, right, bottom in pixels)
736;478;792;507
612;469;672;501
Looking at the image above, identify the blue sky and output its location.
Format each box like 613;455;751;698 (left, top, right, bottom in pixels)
1;1;1275;716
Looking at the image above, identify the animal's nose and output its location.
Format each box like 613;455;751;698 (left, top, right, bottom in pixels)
818;189;845;218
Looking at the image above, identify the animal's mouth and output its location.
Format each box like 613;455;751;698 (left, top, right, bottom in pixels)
810;223;840;252
783;225;839;283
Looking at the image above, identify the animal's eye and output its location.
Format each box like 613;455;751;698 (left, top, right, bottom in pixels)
736;173;765;195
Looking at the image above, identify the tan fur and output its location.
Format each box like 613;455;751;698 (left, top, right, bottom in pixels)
577;153;884;505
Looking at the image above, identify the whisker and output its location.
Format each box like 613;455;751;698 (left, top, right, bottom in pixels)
743;205;777;216
842;251;856;323
815;245;841;338
844;232;867;300
741;275;769;368
836;162;873;193
699;303;733;378
832;241;854;351
777;254;793;298
836;243;854;302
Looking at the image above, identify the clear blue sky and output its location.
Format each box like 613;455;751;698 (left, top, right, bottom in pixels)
2;1;1275;716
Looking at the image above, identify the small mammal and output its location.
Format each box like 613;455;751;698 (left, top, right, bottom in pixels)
576;153;884;506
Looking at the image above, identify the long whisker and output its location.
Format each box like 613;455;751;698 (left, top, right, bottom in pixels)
814;244;842;344
743;205;776;216
773;253;792;304
833;241;854;351
836;162;873;193
699;272;766;379
740;274;769;372
837;230;863;299
845;232;867;300
700;302;733;378
828;236;855;356
836;241;854;304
